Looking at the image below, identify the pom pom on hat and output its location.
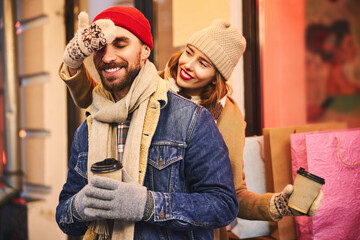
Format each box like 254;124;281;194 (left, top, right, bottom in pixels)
93;6;153;50
187;19;246;81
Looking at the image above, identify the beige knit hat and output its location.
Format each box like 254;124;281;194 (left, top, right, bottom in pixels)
187;19;246;80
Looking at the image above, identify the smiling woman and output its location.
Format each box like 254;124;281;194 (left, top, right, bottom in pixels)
175;45;216;96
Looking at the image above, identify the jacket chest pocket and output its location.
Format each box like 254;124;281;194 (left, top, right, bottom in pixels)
147;142;185;192
75;152;88;179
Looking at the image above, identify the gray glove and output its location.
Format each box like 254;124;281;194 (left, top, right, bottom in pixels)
121;170;155;221
63;11;116;69
269;184;324;220
71;184;96;221
72;174;148;222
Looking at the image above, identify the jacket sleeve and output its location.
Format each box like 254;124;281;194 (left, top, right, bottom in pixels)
217;96;275;221
58;63;98;109
55;121;90;236
147;107;239;230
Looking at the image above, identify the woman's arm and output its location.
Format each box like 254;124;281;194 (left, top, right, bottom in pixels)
217;96;275;221
59;63;98;108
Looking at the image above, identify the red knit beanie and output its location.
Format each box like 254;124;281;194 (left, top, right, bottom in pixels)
93;6;153;50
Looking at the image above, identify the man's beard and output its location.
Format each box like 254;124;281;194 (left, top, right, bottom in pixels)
97;52;142;93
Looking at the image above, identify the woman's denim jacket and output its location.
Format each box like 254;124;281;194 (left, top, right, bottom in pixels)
56;91;238;239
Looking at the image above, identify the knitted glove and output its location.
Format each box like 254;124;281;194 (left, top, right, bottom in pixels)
79;175;147;222
122;170;155;221
269;184;324;220
71;184;97;221
63;11;116;69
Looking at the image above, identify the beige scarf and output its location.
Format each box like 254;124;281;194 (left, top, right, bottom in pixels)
85;60;159;240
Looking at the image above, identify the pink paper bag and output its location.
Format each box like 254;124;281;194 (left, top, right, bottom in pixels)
290;130;344;239
306;129;360;240
290;132;314;240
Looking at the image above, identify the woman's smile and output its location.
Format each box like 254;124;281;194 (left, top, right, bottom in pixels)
179;68;194;80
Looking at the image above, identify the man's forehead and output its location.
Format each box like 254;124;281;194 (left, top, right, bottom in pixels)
114;26;138;41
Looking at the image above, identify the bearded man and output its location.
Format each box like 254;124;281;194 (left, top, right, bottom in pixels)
56;6;238;240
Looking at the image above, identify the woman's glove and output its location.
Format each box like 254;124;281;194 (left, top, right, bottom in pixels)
269;184;324;220
63;11;116;69
71;174;149;222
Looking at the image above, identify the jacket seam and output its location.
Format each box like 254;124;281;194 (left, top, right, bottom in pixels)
185;106;202;144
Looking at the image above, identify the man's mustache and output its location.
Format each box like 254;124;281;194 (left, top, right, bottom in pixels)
97;61;128;71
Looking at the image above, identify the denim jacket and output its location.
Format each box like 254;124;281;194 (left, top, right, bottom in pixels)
56;91;238;239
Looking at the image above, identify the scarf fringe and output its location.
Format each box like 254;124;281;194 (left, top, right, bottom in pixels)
83;220;110;240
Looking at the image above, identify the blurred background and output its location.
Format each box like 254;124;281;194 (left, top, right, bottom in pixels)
0;0;359;239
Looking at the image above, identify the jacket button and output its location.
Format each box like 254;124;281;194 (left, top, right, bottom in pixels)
159;211;165;218
158;160;164;166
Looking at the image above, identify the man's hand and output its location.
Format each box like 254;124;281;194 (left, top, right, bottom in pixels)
71;175;148;222
63;11;116;70
269;184;324;220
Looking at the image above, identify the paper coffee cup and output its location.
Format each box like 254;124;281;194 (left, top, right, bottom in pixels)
90;158;123;181
288;167;325;215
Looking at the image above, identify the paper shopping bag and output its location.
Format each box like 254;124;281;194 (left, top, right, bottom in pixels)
290;130;335;240
231;136;270;239
290;128;356;239
306;129;360;240
290;132;314;240
263;121;347;239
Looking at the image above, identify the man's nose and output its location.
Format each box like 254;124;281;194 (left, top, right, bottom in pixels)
101;45;116;63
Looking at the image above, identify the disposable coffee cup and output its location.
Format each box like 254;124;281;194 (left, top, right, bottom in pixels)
288;167;325;215
90;158;123;181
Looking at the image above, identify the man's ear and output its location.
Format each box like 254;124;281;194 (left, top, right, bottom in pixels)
141;45;151;61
